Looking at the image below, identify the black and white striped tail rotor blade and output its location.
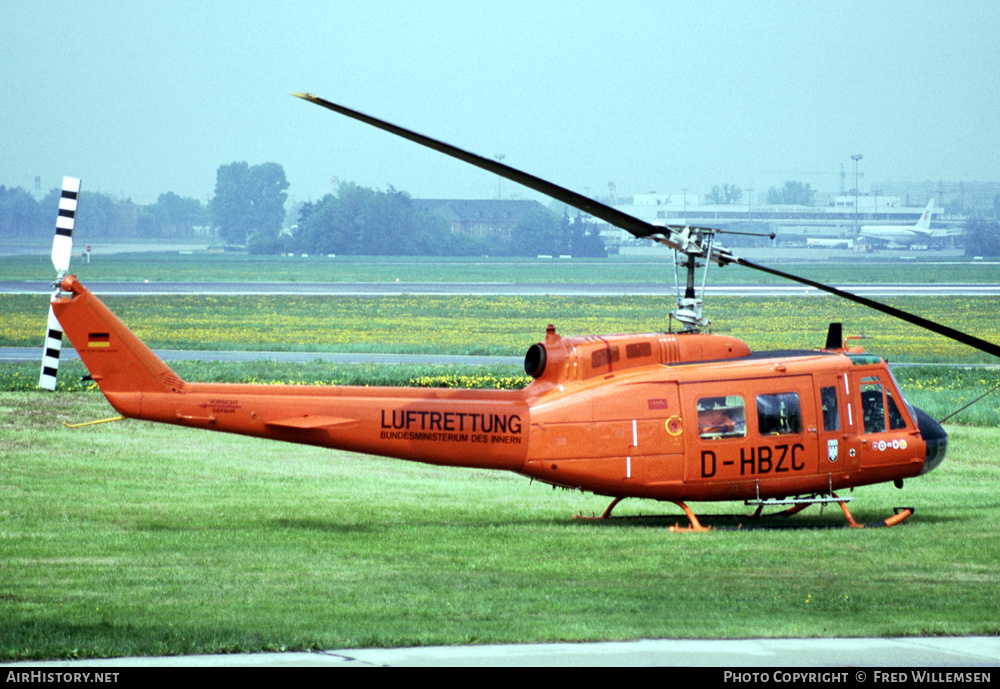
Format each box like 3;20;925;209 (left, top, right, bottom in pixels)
39;307;64;391
52;176;80;275
39;176;81;391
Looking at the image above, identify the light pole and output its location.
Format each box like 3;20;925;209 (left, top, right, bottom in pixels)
851;154;863;229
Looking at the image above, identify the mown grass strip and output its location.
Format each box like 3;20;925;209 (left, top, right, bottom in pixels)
1;392;998;660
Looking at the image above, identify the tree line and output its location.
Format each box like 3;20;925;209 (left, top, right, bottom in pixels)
0;161;289;244
34;167;997;256
964;213;1000;256
0;185;208;240
1;161;607;257
282;183;606;257
703;181;816;206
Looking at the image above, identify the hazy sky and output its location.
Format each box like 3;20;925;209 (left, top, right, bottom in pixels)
3;1;999;207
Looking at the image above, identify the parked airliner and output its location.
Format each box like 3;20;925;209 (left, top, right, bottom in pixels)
858;200;951;246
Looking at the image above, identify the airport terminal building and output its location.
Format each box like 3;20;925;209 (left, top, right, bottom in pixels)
606;193;960;251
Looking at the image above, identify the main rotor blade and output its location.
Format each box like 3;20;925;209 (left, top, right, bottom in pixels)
293;92;998;359
737;257;1000;359
292;93;721;259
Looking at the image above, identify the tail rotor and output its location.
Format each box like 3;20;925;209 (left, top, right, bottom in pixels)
38;176;81;391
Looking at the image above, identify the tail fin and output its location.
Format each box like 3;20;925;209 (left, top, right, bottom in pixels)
50;276;185;413
914;199;934;233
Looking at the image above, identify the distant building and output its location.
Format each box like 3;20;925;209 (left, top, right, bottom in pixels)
414;199;554;241
830;195;902;210
875;180;1000;215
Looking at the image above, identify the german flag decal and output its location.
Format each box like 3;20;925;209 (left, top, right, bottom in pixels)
88;332;111;348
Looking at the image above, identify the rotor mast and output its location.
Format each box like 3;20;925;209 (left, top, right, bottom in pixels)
670;229;714;332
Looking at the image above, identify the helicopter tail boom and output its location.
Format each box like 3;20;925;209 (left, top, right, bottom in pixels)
50;276;532;471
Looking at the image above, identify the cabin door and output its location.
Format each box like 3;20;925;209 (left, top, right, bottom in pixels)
815;372;860;477
681;375;819;485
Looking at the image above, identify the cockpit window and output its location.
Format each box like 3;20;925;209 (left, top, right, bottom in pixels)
860;379;886;433
886;390;907;430
859;375;908;433
887;368;917;422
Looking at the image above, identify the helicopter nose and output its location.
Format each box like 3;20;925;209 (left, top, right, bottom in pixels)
913;406;947;475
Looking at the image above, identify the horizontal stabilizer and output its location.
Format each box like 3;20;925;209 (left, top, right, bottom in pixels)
265;415;359;430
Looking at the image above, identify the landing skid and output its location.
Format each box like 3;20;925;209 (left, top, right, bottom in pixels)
576;494;914;531
575;497;710;532
747;492;915;529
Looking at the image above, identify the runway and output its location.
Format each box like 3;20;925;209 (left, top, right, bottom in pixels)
4;280;1000;296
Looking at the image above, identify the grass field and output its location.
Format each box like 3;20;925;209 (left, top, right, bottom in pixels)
2;392;999;661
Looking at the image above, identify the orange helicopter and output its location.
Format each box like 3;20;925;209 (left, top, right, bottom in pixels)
40;94;999;530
